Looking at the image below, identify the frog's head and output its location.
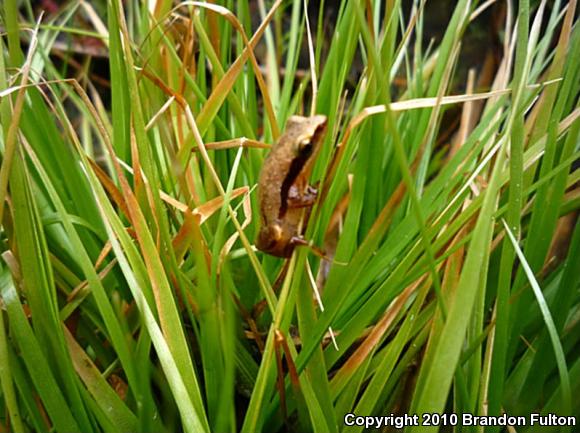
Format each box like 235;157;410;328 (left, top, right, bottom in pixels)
286;115;327;159
277;116;327;217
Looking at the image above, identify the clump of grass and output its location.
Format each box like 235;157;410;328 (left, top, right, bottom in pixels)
0;0;579;432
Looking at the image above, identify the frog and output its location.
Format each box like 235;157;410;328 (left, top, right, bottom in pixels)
256;115;327;257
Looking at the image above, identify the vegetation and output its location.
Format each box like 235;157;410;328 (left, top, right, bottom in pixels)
0;0;578;432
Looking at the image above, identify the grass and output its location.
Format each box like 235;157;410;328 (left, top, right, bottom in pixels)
0;0;579;432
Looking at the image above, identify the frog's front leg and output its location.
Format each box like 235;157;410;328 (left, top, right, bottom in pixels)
287;184;318;208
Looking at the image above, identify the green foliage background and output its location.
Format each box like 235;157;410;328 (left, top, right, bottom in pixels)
0;0;579;432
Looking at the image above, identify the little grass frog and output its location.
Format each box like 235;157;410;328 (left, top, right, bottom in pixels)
256;115;327;257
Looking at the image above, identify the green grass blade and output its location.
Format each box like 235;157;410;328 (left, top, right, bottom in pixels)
502;220;572;421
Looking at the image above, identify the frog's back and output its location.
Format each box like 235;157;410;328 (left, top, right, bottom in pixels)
257;139;295;225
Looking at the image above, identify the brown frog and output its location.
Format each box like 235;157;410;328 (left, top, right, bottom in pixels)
256;115;327;257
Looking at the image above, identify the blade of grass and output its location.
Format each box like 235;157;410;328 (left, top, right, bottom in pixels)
408;137;507;433
0;265;81;433
502;220;572;422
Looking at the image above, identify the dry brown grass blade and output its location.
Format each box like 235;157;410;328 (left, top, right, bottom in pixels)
272;330;304;424
274;330;288;422
171;186;248;261
359;179;406;247
364;0;375;41
140;67;188;107
130;123;163;249
199;138;270;151
88;160;131;219
173;212;202;263
0;16;41;225
449;68;477;160
277;330;302;394
171;186;251;260
63;327;130;404
233;295;266;353
171;182;245;225
67;259;117;303
93;155;209;224
191;213;213;275
438;221;471;314
219;188;253;272
193;0;283;138
175;1;279;139
526;0;577;144
94;241;113;270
